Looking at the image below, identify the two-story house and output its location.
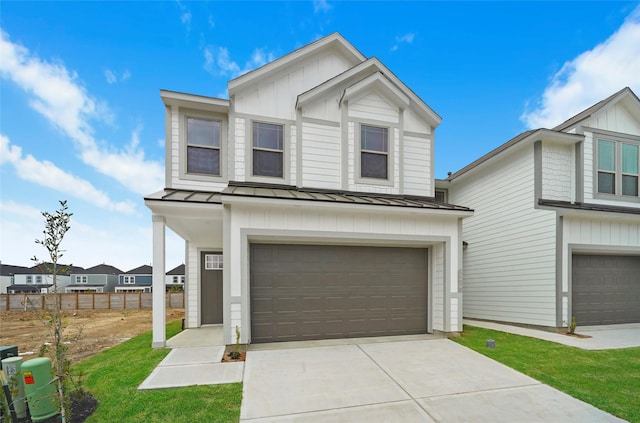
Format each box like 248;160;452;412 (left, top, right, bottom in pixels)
9;263;82;293
1;264;29;293
165;264;185;291
66;264;122;293
116;265;153;293
444;87;640;330
145;33;473;347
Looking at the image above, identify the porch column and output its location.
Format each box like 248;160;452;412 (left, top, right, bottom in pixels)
152;215;166;348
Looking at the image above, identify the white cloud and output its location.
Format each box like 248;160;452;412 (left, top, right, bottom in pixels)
391;32;416;51
0;134;136;214
0;30;163;196
203;45;275;78
104;69;117;84
313;0;331;13
0;200;42;220
176;0;191;30
104;68;131;84
521;6;640;129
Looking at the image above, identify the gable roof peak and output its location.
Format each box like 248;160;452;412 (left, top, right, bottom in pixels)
228;32;366;92
553;87;640;132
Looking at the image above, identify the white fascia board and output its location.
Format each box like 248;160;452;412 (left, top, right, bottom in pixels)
220;194;473;217
341;72;410;109
228;33;366;93
160;90;230;113
144;198;223;219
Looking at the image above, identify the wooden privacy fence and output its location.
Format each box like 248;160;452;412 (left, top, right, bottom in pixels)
0;292;184;311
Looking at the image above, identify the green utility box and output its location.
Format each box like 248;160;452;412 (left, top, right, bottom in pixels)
22;357;58;422
1;356;27;419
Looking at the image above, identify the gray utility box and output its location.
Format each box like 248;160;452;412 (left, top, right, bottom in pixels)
0;346;19;368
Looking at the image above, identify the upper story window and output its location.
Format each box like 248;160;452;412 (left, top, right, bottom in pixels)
597;138;639;197
76;276;87;284
123;276;135;284
26;276;33;284
252;122;283;178
360;124;388;179
35;275;43;284
435;189;447;202
186;118;221;175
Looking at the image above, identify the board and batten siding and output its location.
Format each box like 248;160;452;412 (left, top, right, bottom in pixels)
403;134;431;197
541;142;573;202
301;122;341;189
225;202;462;342
233;50;355;121
450;146;558;327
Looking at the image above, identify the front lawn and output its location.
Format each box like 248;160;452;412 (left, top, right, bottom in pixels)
73;320;242;422
454;325;640;422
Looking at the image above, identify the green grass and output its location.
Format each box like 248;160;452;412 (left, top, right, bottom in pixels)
453;325;640;422
73;320;242;422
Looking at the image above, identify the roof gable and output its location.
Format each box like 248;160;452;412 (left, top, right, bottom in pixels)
296;57;441;127
553;87;640;132
228;33;366;93
166;264;185;275
124;264;153;275
78;264;123;275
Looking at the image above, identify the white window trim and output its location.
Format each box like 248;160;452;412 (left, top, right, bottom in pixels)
26;276;33;284
76;275;88;284
179;108;228;183
593;132;640;203
244;116;291;184
355;119;396;187
204;254;223;270
123;275;136;284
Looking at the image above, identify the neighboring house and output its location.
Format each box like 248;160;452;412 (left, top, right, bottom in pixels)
444;87;640;329
145;33;472;347
165;264;185;291
116;265;153;292
10;263;83;293
1;264;29;293
66;264;123;293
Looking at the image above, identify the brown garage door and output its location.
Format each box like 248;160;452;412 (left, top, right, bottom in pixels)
572;254;640;325
250;244;428;343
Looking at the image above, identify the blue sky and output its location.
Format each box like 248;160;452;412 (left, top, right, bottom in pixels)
1;1;639;271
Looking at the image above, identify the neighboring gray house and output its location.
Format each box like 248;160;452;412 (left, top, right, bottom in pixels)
66;264;122;293
10;263;82;293
165;264;185;291
1;264;29;293
116;265;153;292
145;33;472;347
444;87;640;329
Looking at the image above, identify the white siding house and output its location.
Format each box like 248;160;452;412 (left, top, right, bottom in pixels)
446;87;640;329
145;33;472;347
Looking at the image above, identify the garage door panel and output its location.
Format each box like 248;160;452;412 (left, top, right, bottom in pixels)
572;254;640;325
250;244;428;343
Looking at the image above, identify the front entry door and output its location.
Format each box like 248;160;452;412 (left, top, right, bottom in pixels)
201;252;223;325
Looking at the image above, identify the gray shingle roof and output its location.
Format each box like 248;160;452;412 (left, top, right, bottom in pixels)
123;265;153;275
76;264;123;275
166;264;185;275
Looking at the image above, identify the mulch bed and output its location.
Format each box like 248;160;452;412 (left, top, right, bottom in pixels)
221;351;246;363
17;390;98;423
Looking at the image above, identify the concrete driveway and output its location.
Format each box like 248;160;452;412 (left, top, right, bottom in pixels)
240;339;624;422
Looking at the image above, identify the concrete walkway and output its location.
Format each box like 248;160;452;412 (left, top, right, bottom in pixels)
138;325;244;390
240;339;624;422
465;320;640;350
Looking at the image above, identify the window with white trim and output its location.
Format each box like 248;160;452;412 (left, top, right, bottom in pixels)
186;118;221;175
252;122;283;177
597;138;640;197
360;124;389;179
26;276;33;284
35;276;43;284
172;276;178;284
123;276;135;284
76;276;87;284
204;254;223;270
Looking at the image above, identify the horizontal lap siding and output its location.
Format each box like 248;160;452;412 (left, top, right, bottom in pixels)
450;147;558;326
301;123;341;189
542;143;572;201
403;135;431;196
349;93;399;124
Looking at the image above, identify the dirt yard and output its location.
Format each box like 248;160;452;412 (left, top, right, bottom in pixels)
0;309;184;363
